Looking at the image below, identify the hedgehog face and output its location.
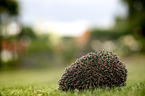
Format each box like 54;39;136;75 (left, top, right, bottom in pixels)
58;51;128;91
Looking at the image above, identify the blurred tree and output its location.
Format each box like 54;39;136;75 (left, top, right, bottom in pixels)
123;0;145;19
0;0;19;67
18;26;37;39
0;0;18;15
122;0;145;34
122;0;145;52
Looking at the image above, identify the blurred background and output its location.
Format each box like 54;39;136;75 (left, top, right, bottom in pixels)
0;0;145;70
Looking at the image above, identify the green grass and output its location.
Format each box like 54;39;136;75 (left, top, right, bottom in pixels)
0;56;145;96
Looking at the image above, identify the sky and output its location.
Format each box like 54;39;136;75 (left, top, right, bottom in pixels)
18;0;127;36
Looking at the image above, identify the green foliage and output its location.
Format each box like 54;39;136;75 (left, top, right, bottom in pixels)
0;0;19;15
0;0;19;67
59;51;128;91
122;0;145;19
90;29;126;40
121;0;145;51
60;37;77;64
18;26;37;39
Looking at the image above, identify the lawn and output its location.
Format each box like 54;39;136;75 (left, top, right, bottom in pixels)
0;55;145;96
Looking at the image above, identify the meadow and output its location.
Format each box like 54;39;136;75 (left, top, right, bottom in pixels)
0;55;145;96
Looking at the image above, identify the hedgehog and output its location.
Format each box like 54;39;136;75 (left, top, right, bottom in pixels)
58;51;128;91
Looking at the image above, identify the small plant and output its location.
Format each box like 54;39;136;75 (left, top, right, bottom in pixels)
58;51;128;91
